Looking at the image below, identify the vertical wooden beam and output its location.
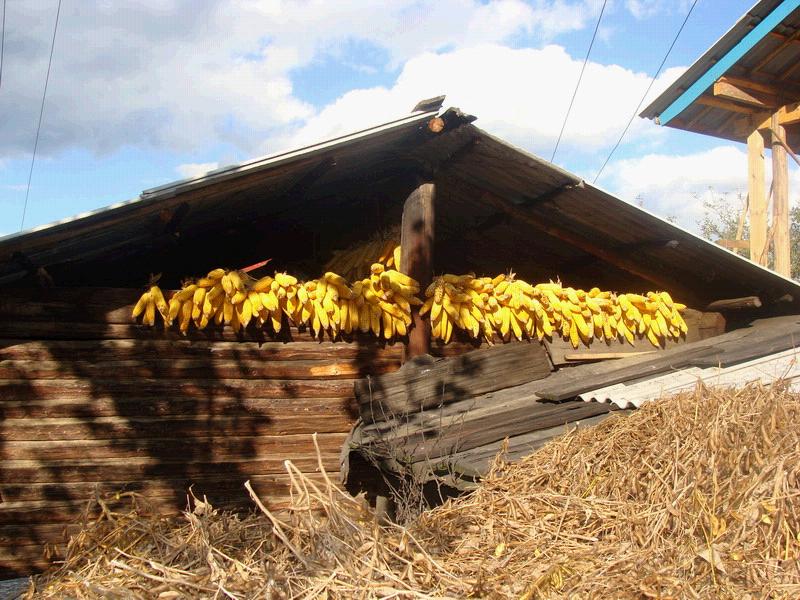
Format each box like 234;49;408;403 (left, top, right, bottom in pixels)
400;181;435;361
748;127;768;266
771;115;790;277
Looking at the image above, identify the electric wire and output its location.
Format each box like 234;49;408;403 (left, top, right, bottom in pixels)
593;0;700;183
551;0;608;163
0;0;6;89
21;0;62;230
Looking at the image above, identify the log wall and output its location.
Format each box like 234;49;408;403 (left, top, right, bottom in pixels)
0;287;406;577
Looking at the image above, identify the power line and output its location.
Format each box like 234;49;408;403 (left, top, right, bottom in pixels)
593;0;699;183
21;0;62;231
551;0;608;163
0;0;6;89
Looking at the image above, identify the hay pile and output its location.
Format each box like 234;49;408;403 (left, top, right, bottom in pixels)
32;385;800;598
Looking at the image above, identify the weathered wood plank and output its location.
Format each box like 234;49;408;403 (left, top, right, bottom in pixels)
355;342;552;423
0;473;324;546
534;345;722;402
682;309;726;343
691;318;800;367
411;411;625;484
0;338;403;362
0;414;353;442
361;389;610;462
0;287;141;323
0;357;398;380
535;315;800;401
544;310;723;364
545;337;672;365
563;351;653;361
0;476;314;575
0;472;329;516
0;396;356;419
0;377;357;400
705;296;762;311
0;432;348;461
0;319;401;345
0;490;300;525
1;454;340;484
0;546;61;576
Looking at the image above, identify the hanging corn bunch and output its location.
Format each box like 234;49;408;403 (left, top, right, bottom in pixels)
419;273;687;348
133;247;688;348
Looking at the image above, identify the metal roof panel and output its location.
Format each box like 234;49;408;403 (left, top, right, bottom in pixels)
580;347;800;408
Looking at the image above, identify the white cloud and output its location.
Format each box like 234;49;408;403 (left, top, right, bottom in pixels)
176;162;219;179
625;0;664;19
602;145;800;230
0;0;602;159
282;44;684;161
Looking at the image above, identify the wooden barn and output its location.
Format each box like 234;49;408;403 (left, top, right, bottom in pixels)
2;97;800;577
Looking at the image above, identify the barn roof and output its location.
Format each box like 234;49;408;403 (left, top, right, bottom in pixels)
1;98;799;310
640;0;800;146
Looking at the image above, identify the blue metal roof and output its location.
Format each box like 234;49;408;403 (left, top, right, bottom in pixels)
641;0;800;146
658;0;800;125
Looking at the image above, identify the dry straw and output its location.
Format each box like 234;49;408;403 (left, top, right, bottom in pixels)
30;384;800;599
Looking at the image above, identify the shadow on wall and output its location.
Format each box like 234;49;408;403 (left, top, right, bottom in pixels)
0;286;393;576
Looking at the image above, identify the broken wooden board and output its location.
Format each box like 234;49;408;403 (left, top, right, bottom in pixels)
354;342;552;424
359;389;612;463
534;315;800;402
410;411;629;489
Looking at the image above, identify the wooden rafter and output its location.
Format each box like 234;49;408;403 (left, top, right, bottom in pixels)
713;80;780;109
767;30;800;44
755;102;800;129
780;56;800;80
717;111;745;137
696;94;763;115
685;105;715;130
721;75;800;100
754;30;800;72
473;189;697;299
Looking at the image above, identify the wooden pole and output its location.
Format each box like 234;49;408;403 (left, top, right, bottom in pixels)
400;181;435;361
771;115;790;277
748;127;768;266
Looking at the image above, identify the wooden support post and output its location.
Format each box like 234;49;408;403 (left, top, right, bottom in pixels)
400;181;435;361
748;128;768;266
771;115;790;277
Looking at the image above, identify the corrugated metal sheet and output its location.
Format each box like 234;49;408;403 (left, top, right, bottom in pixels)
579;347;800;408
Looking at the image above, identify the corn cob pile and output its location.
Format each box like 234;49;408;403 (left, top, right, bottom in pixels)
133;246;688;348
420;273;687;348
323;233;400;281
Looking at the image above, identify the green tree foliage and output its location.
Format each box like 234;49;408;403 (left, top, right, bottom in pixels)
696;187;799;280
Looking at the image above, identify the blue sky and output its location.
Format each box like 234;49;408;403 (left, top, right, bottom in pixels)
1;0;795;236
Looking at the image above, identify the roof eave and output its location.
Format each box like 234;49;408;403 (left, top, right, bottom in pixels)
640;0;797;122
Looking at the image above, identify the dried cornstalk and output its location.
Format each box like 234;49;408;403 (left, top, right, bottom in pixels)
31;384;800;599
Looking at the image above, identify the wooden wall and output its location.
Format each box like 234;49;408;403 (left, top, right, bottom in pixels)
0;287;404;577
